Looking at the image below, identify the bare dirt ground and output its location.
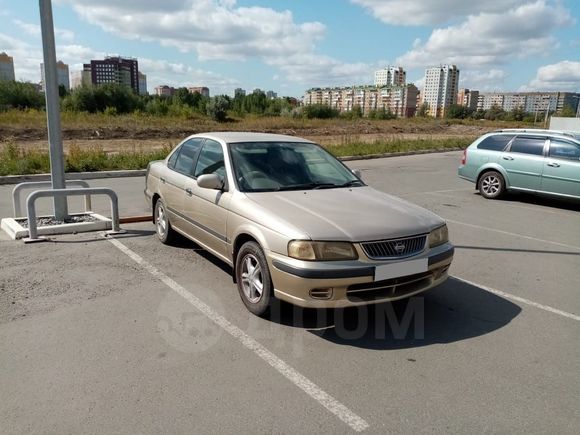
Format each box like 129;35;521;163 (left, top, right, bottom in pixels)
1;122;490;152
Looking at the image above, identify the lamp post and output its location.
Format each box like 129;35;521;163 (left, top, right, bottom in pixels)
39;0;68;221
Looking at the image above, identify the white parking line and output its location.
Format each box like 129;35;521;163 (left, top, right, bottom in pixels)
453;276;580;322
446;219;580;251
107;237;370;432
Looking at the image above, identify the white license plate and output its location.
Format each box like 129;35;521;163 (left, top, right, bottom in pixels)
374;258;428;282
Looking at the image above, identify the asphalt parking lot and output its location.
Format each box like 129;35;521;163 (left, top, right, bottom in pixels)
1;151;579;434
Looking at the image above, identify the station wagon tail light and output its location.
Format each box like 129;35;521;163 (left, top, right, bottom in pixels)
428;224;449;248
461;149;467;165
288;241;358;261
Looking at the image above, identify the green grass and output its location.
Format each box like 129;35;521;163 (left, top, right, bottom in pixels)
326;137;474;157
0;137;470;176
0;142;172;176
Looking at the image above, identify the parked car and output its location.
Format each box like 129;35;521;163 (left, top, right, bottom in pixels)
145;132;454;316
458;129;580;200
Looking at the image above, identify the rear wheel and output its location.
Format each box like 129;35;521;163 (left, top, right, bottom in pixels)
478;171;505;199
154;199;177;244
236;241;274;317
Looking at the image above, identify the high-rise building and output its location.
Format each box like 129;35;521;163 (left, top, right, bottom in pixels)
0;52;15;81
188;86;210;97
374;67;406;87
71;66;92;89
138;71;147;95
84;56;139;93
422;65;460;117
266;90;278;99
457;88;479;111
40;60;70;92
155;85;175;97
234;88;246;97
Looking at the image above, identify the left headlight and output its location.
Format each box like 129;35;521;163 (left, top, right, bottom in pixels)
428;224;449;248
288;240;358;261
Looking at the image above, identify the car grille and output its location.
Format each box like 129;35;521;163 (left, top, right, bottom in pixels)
361;234;427;260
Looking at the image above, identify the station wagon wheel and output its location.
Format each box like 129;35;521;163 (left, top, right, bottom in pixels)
236;241;273;317
478;171;505;199
154;198;177;244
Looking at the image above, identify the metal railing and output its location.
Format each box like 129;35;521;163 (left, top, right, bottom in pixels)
13;181;92;217
25;188;120;241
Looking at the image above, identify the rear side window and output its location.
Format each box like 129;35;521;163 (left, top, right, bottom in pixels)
549;140;580;160
167;146;181;169
477;135;514;151
173;138;204;176
509;137;545;156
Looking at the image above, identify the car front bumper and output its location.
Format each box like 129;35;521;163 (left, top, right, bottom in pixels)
267;243;454;308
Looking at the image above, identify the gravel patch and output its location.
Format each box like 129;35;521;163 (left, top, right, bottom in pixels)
16;214;99;228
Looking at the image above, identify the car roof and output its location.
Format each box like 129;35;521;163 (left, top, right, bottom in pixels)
191;132;315;144
492;128;577;138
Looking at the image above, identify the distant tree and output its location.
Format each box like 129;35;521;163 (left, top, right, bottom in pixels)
206;95;230;122
58;84;68;98
484;104;504;121
0;81;44;110
417;102;429;117
446;104;473;119
557;105;576;118
302;104;339;119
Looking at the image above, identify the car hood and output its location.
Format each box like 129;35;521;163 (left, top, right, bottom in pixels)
244;186;444;241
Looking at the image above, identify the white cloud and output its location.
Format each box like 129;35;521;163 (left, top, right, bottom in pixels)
13;19;75;42
461;69;509;91
351;0;525;25
59;0;371;89
395;1;573;69
520;60;580;91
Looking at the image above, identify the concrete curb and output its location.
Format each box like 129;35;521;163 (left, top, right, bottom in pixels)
0;169;146;185
0;148;464;185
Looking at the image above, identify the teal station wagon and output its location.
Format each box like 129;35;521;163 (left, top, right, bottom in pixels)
458;129;580;200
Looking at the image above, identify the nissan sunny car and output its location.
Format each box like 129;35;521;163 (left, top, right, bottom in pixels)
458;129;580;200
145;132;454;316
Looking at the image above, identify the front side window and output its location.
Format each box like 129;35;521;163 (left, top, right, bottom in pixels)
509;137;546;156
194;139;226;178
477;134;514;151
229;142;363;192
173;138;204;176
549;140;580;160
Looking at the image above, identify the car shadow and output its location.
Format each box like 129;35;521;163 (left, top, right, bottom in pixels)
266;277;522;350
476;191;580;212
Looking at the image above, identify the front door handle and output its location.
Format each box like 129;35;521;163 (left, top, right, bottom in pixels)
185;188;193;195
160;177;166;183
502;156;514;161
547;162;560;168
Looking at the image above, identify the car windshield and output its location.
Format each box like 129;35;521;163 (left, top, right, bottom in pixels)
229;141;364;192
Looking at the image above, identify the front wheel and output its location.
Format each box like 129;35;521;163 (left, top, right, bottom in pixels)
478;171;505;199
154;199;177;244
235;242;274;317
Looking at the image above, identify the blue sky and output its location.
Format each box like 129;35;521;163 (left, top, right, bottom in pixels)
1;0;579;97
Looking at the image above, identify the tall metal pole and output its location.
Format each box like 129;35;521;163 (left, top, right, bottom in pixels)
39;0;68;220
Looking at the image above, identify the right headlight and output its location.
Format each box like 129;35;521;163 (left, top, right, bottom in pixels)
288;240;358;261
428;224;449;248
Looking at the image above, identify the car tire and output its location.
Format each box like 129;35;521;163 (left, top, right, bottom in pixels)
154;198;177;244
478;171;505;199
235;241;274;317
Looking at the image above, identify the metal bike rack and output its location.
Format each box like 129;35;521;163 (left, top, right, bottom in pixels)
12;180;92;218
25;188;122;242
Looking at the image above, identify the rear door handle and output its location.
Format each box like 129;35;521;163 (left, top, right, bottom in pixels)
160;177;166;183
547;162;560;168
185;188;193;195
502;156;514;161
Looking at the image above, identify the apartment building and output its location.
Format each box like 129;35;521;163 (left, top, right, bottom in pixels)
138;72;147;95
188;86;209;97
71;68;92;89
83;56;140;93
477;92;579;113
0;52;15;81
422;65;460;117
457;88;479;111
303;84;418;117
155;85;175;97
234;88;246;97
374;67;406;87
40;60;70;92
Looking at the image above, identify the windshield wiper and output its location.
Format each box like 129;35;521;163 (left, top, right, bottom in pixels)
276;182;337;191
336;180;365;188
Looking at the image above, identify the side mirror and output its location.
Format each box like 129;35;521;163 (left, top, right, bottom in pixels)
197;174;224;190
352;169;362;179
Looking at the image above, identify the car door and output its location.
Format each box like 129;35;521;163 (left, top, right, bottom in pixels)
500;136;547;191
541;138;580;198
182;139;232;260
162;138;204;233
